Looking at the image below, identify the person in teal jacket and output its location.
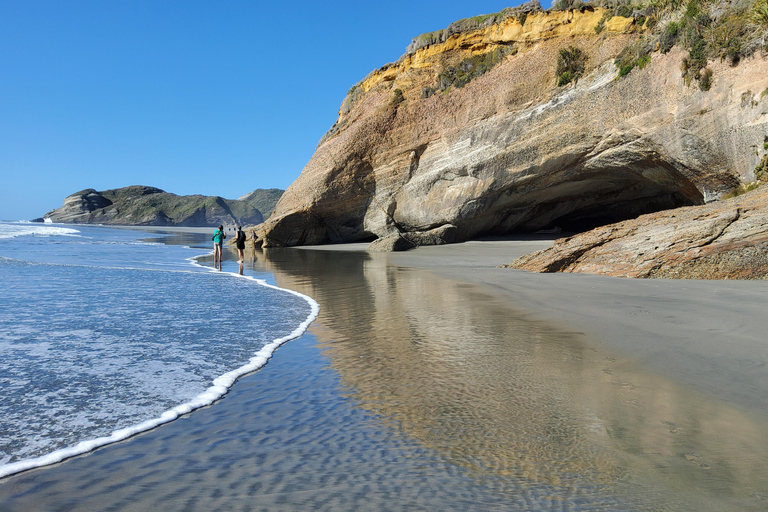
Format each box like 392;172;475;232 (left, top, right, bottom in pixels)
212;225;226;271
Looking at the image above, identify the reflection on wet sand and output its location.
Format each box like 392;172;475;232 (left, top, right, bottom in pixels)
255;248;768;511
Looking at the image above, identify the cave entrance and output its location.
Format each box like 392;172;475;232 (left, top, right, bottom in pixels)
509;168;706;235
544;190;699;233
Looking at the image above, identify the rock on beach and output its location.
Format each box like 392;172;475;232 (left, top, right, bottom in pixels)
506;185;768;279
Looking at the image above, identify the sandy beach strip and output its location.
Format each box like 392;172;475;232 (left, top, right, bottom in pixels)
386;238;768;415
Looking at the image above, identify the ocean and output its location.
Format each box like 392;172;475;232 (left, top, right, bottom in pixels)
0;221;318;478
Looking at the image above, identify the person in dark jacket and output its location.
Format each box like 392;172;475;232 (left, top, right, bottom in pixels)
235;225;246;263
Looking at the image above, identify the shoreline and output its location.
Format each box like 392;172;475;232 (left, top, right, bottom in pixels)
383;239;768;415
2;234;767;509
0;224;318;481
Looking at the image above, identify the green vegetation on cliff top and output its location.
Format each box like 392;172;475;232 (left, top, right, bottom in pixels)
593;0;767;89
346;0;767;106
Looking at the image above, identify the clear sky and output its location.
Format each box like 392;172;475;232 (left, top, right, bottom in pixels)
0;0;526;221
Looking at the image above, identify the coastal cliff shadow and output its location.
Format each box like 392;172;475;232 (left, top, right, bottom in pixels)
252;247;768;511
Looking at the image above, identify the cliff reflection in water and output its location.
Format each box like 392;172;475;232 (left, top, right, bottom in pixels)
254;248;768;510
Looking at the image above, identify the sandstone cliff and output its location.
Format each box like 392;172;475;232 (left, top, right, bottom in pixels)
44;186;283;227
257;4;768;252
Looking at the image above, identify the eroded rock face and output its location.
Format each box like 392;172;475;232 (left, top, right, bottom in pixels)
507;185;768;279
258;8;768;249
367;224;459;252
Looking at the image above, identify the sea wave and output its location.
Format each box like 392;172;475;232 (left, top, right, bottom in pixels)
0;243;319;479
0;223;80;239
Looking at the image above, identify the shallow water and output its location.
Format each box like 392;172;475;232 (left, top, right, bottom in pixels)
260;249;768;511
0;223;314;476
1;245;767;511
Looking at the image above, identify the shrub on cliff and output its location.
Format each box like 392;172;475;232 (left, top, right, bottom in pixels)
659;21;680;52
756;154;768;181
552;0;587;10
681;36;710;88
590;0;649;33
698;67;714;90
595;12;609;33
341;85;364;115
753;0;768;26
615;42;652;76
612;0;767;89
556;46;587;86
392;88;405;106
711;11;753;65
722;181;761;199
432;47;513;93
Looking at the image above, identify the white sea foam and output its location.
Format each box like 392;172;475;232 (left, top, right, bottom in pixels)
0;247;320;480
0;223;80;239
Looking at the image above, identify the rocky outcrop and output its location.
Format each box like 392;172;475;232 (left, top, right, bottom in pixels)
257;6;768;251
507;185;768;279
44;186;282;227
367;224;460;252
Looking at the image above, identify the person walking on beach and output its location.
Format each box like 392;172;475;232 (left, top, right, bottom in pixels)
213;225;226;271
235;225;246;263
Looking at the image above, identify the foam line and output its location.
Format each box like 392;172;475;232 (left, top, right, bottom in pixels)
0;223;80;239
0;254;319;480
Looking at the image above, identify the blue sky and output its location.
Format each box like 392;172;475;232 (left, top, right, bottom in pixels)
1;0;524;221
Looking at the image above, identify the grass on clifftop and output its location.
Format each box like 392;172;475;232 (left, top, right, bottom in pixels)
332;0;766;141
599;0;768;90
410;3;539;52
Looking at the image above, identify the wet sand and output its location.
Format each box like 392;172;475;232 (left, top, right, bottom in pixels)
388;238;768;415
2;238;768;510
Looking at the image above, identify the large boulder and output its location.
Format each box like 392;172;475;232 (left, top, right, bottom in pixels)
506;185;768;279
366;224;459;252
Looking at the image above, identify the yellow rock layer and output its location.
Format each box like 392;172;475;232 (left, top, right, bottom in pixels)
356;8;635;96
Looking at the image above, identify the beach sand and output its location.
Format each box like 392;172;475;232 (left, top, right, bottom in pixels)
389;238;768;415
2;237;767;511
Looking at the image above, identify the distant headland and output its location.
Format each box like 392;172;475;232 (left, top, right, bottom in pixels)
39;186;283;227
